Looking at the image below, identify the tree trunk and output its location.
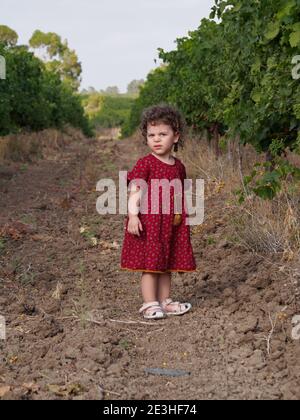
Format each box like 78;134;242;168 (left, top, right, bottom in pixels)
227;138;232;161
212;123;220;160
265;150;276;171
237;135;247;194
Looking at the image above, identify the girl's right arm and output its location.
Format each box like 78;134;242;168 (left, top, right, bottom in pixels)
126;156;149;236
127;186;143;237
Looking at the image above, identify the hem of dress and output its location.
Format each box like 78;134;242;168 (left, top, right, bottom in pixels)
120;267;197;273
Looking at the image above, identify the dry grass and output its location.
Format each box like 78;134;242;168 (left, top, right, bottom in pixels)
179;132;300;259
0;126;87;164
96;127;121;140
228;187;300;256
177;133;263;197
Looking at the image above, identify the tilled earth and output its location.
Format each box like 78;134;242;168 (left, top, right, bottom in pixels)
0;132;300;400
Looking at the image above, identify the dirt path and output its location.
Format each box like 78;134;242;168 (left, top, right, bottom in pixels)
0;133;299;400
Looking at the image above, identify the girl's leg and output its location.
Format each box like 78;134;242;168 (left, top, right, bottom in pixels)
157;272;172;302
141;272;159;303
158;272;191;314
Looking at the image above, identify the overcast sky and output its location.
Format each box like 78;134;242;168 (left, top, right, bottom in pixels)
1;0;215;92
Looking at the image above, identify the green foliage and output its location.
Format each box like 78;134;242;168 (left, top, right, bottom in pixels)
0;28;92;137
101;86;120;96
124;0;300;199
121;65;171;137
83;93;134;130
29;30;82;90
235;158;300;202
0;25;18;47
126;79;144;97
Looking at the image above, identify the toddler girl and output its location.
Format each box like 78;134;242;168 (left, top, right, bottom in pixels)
120;105;197;319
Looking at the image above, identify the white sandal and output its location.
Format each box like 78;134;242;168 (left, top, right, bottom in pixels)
160;298;192;316
139;301;165;320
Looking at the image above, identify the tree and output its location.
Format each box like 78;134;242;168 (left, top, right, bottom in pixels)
87;86;97;94
122;0;300;199
29;30;82;90
0;42;92;137
127;79;144;96
121;66;171;137
0;25;18;47
104;86;120;96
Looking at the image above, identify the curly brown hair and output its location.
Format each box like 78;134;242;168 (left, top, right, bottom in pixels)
139;103;187;152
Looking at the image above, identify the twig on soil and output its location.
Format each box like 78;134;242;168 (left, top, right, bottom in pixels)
98;385;122;397
81;318;103;326
73;315;158;326
108;318;158;326
57;316;77;321
264;312;277;356
146;328;164;334
264;307;287;356
39;372;54;381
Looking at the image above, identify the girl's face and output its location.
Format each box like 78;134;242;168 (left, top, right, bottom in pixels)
146;122;179;156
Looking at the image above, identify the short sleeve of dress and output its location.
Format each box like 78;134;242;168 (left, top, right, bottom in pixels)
127;157;150;191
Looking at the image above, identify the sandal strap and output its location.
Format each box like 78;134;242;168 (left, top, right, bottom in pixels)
161;299;186;312
139;301;161;314
162;298;180;307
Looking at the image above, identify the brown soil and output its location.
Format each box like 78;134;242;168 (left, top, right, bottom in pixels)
0;131;300;400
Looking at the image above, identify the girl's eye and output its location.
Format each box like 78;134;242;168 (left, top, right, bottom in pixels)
147;133;167;137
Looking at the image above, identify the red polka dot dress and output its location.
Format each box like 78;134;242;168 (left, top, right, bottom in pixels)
120;153;197;273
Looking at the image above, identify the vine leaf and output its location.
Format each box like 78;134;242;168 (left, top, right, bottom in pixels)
289;23;300;47
276;0;296;20
265;21;281;40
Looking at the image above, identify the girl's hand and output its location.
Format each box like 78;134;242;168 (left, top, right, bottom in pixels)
127;215;143;236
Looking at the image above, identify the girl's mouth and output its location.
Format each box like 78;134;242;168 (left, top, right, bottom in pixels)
154;145;162;149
